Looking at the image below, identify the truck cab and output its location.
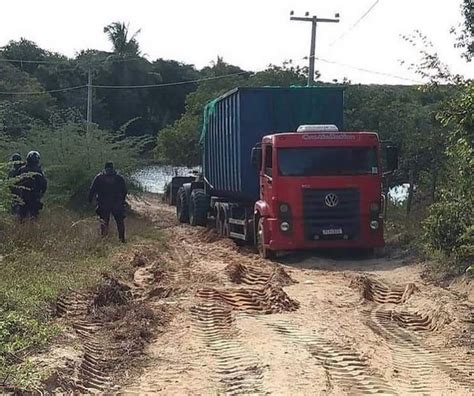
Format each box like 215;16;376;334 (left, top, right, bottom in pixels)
252;125;398;258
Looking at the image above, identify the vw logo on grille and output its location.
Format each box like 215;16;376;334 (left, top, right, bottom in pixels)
325;193;339;208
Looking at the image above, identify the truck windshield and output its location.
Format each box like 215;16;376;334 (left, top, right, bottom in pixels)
278;147;378;176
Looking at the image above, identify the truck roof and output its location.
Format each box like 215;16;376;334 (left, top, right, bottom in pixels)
263;131;380;147
214;86;344;102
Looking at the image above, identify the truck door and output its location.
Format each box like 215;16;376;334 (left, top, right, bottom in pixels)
261;144;273;203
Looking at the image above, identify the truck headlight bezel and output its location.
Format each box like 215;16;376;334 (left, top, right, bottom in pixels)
370;220;379;230
278;202;292;233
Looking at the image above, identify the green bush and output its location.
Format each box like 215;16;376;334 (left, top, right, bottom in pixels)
1;121;149;205
423;82;473;272
423;200;473;262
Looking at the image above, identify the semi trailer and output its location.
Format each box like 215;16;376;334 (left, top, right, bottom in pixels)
172;87;398;258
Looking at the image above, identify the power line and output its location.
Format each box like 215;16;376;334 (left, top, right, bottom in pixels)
0;85;87;95
0;71;252;95
313;56;423;83
330;0;380;47
91;71;252;89
0;56;143;65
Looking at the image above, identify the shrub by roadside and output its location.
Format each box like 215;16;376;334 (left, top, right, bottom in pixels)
422;82;473;276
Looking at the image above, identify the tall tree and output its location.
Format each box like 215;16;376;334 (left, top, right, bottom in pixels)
103;22;141;57
453;0;473;61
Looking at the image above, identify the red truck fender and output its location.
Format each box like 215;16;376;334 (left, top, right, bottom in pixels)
254;200;271;219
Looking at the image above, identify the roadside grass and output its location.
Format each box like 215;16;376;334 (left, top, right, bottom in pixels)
0;205;162;390
384;200;467;279
384;200;426;256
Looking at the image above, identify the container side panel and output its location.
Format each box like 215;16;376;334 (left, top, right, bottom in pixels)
224;99;230;191
231;93;238;192
217;101;223;190
236;92;242;192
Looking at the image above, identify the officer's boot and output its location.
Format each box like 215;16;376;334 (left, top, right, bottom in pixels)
117;220;126;243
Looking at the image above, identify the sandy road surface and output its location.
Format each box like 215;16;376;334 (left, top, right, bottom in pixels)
123;195;474;395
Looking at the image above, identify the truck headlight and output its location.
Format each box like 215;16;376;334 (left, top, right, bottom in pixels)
279;203;289;213
280;222;290;232
370;220;379;230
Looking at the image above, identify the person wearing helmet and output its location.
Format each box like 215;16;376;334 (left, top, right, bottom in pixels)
17;151;48;220
8;153;24;178
8;153;25;215
88;162;127;243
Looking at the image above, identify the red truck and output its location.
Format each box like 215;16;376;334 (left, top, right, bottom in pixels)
172;87;398;258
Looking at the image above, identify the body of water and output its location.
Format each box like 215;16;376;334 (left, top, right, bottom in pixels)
134;165;410;202
133;165;198;193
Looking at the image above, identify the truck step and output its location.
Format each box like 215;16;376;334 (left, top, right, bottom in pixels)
229;232;246;241
229;218;246;226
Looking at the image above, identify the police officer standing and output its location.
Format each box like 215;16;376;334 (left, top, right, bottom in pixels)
8;153;24;178
8;153;25;215
88;162;127;243
17;151;48;220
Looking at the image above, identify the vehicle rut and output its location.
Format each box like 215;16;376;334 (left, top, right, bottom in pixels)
190;303;266;395
356;275;474;393
196;283;300;314
367;305;474;393
265;318;397;395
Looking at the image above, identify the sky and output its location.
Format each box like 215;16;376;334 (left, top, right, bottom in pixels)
1;0;472;85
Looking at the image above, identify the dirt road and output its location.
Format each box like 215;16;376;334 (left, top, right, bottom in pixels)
123;196;473;395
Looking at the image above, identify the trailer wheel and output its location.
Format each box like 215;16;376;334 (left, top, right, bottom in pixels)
189;189;209;226
257;217;276;260
176;187;189;223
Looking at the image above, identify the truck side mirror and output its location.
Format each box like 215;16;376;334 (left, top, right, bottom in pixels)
251;146;262;170
385;146;399;174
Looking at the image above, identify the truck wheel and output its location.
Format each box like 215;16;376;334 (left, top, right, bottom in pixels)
176;187;189;223
257;218;276;260
189;189;209;226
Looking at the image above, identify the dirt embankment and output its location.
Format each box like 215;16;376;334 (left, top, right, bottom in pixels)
41;195;474;394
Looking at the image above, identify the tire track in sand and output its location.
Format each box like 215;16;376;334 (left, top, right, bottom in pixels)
263;318;397;395
190;303;266;395
359;276;474;393
367;305;474;393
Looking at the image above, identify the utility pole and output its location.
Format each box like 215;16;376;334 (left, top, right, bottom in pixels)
290;11;340;86
85;67;93;169
86;68;92;133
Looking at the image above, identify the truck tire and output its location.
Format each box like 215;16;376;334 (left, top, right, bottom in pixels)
189;189;208;226
176;187;189;223
257;217;276;260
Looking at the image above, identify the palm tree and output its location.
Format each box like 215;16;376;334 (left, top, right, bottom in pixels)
103;22;141;57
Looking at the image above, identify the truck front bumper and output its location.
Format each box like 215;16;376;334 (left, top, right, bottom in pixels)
265;218;385;251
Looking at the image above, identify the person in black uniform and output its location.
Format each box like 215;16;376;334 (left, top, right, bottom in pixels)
17;151;47;220
88;162;127;243
8;153;25;215
8;153;24;178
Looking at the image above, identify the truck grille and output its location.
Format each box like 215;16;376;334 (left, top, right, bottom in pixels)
302;188;360;241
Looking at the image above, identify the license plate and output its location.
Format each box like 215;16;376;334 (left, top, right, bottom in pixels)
322;228;343;235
